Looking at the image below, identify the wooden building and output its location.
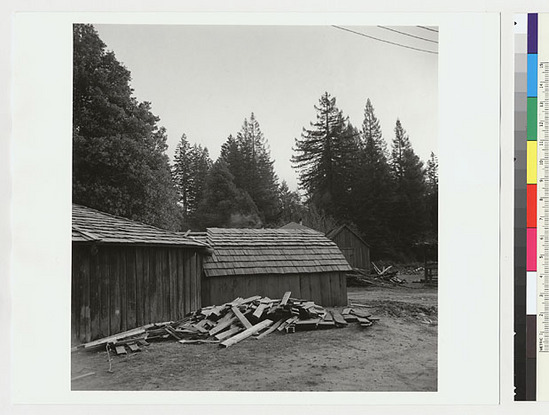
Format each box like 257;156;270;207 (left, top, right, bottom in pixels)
201;227;351;307
326;225;371;271
72;204;208;344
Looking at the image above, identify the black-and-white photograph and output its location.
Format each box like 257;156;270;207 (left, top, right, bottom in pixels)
70;23;438;392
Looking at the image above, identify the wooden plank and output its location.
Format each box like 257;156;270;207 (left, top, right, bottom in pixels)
214;326;243;341
97;247;109;339
319;272;332;307
190;250;198;313
168;249;177;320
309;273;322;306
220;319;273;348
280;291;292;306
184;251;192;315
241;295;262;305
148;248;157;323
110;247;121;336
177;250;184;315
127;343;140;353
330;310;348;326
89;246;101;341
81;323;155;349
135;247;143;327
208;316;237;336
329;272;341;306
78;248;91;342
255;319;283;340
119;246;127;332
195;253;202;310
143;248;151;324
231;306;252;329
155;249;163;322
351;309;372;319
160;248;169;321
252;304;267;319
115;345;127;355
71;246;80;342
125;248;136;331
355;316;372;325
339;272;348;306
288;275;301;301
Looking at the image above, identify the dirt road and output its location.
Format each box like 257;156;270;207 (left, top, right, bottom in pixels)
71;276;437;391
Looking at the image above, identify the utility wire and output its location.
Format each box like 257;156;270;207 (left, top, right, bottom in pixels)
332;25;438;55
377;25;438;44
417;25;439;33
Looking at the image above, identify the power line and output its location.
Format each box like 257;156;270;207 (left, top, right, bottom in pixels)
417;25;439;33
332;25;438;55
377;25;438;44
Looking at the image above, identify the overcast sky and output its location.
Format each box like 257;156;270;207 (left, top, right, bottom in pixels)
94;24;438;191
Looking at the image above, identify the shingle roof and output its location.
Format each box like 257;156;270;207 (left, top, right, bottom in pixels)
72;204;206;247
203;227;352;277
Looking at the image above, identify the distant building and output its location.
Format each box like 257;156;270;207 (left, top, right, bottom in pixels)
201;227;351;306
326;225;371;271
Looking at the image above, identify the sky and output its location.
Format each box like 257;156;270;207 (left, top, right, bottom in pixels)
94;24;438;191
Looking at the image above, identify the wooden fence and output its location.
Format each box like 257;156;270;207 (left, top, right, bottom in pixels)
72;244;202;344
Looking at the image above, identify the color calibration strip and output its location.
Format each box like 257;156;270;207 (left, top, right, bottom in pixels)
537;13;549;401
516;13;549;401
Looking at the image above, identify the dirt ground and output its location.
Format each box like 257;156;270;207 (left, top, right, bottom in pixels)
71;273;437;391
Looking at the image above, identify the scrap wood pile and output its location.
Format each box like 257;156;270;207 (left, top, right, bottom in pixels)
347;263;406;287
73;292;379;355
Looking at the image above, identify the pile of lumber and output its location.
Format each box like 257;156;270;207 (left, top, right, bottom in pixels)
73;292;379;354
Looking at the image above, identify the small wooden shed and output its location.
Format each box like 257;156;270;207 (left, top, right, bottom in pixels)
201;227;351;307
326;225;371;271
72;204;208;344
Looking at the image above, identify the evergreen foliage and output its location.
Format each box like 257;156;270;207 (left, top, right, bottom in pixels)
73;24;180;230
389;119;428;254
173;134;212;220
220;114;280;225
291;92;359;219
195;160;261;228
352;98;395;257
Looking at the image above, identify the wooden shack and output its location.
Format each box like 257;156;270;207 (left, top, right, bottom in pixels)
326;224;371;271
72;204;207;344
201;228;351;307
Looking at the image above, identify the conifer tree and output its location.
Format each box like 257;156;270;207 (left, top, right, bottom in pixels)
389;119;428;255
291;92;359;219
220;114;280;225
352;98;394;257
173;135;212;223
172;134;192;212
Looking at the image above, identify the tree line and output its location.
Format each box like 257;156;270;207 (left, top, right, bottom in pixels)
73;24;437;261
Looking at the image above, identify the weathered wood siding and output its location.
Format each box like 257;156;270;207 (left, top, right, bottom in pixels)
330;229;370;271
202;272;347;307
72;244;202;344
